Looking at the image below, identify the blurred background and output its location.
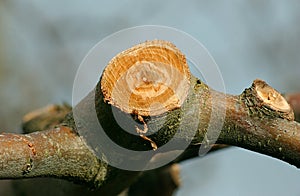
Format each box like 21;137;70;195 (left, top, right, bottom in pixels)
1;1;300;195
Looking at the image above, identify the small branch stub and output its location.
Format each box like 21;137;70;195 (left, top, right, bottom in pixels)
100;40;191;117
242;79;294;121
22;104;71;133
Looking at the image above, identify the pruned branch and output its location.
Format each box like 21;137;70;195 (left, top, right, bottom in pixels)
1;40;300;195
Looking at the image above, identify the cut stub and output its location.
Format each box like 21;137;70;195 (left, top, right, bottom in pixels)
242;79;294;121
22;104;71;133
100;40;191;117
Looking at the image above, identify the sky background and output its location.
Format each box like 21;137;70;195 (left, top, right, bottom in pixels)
0;1;300;195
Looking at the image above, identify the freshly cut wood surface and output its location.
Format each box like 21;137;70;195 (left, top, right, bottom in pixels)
254;79;291;113
100;40;191;116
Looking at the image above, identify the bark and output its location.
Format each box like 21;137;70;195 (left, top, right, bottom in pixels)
1;76;299;194
1;40;300;195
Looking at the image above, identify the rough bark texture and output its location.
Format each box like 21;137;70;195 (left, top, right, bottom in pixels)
1;40;300;195
0;125;141;195
1;76;300;195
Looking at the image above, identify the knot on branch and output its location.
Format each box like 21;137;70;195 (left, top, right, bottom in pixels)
241;79;294;121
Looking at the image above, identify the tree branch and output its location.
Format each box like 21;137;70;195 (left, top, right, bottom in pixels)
0;126;99;180
1;40;300;195
0;125;141;195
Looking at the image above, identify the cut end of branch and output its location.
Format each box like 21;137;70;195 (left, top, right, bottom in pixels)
254;79;291;113
100;40;191;116
242;79;294;121
22;104;72;133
